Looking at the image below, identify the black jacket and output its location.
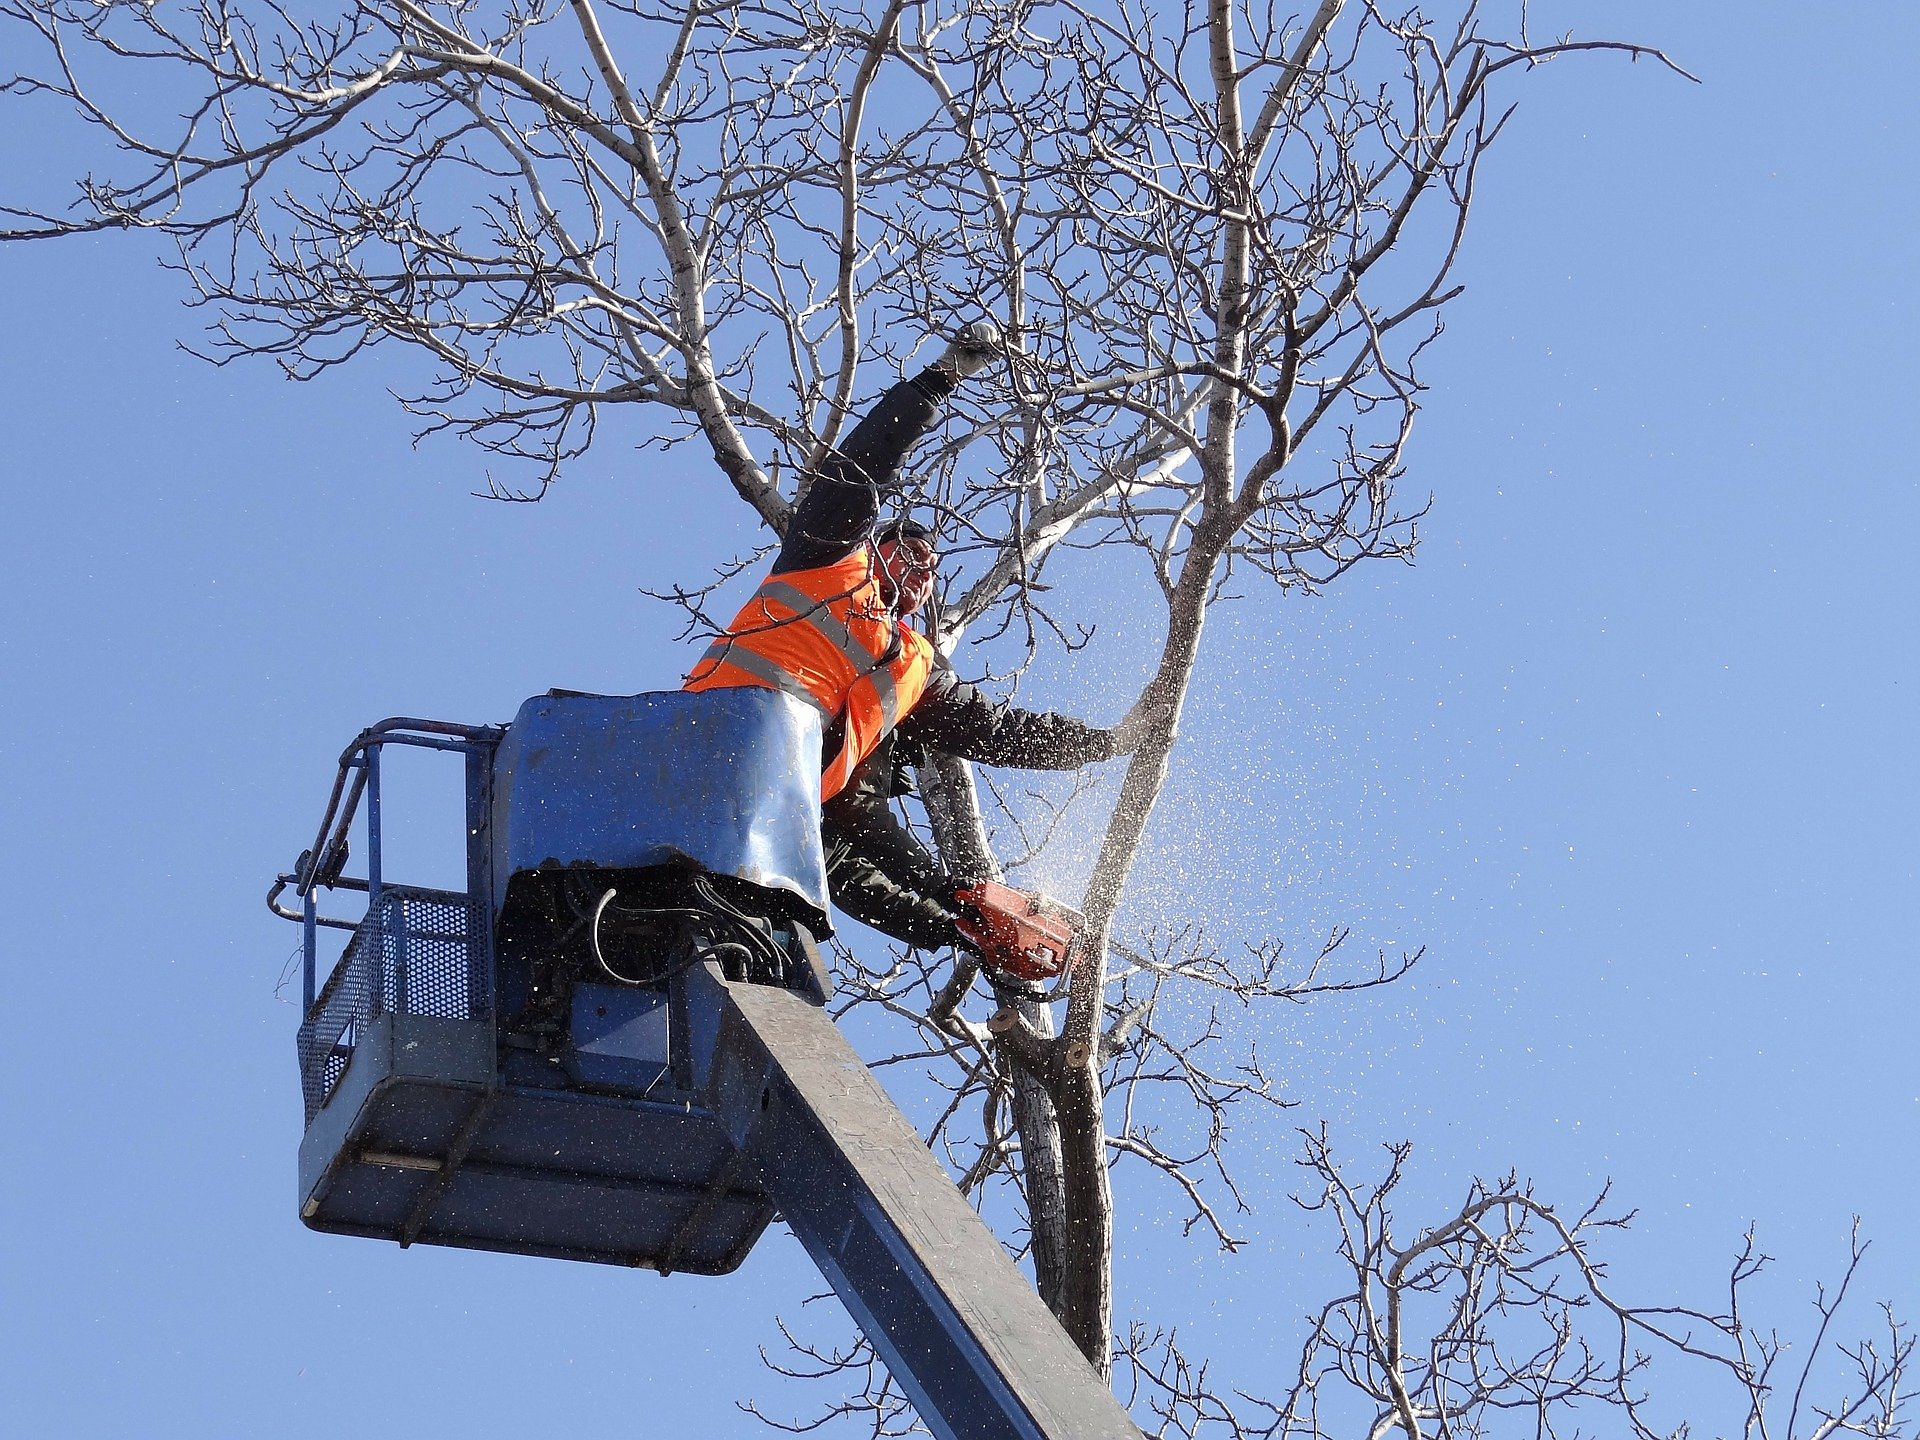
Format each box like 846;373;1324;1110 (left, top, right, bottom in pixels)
769;364;1115;948
824;670;1116;949
775;367;955;575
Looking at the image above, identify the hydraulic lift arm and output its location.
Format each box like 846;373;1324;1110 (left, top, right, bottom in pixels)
681;960;1141;1440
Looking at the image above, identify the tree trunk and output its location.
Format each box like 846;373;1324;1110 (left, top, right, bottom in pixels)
918;751;1071;1316
1053;1057;1113;1372
1060;517;1240;1371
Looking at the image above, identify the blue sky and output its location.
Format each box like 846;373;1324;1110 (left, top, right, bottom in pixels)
2;3;1913;1436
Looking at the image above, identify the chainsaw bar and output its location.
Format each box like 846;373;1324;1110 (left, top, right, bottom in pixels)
953;879;1088;983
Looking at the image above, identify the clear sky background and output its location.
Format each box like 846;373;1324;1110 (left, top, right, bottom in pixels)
1;3;1913;1436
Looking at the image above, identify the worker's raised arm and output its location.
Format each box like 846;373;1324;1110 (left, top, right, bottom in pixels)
897;669;1121;770
773;369;954;573
773;324;1000;575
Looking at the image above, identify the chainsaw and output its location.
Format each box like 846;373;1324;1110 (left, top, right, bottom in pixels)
951;879;1089;985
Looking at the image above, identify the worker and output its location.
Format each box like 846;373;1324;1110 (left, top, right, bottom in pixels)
684;323;1159;954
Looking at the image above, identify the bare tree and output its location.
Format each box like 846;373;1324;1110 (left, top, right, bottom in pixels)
1115;1129;1913;1440
6;1;1906;1435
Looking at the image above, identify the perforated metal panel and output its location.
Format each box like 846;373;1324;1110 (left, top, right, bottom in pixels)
297;886;485;1122
371;889;482;1020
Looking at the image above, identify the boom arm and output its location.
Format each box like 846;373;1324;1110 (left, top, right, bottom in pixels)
681;960;1140;1440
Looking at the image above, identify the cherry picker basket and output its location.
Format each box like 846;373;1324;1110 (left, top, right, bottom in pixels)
269;690;831;1273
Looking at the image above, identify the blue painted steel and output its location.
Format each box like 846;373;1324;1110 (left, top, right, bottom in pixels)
569;983;671;1092
683;963;1144;1440
365;750;383;903
463;746;495;1023
290;711;783;1275
490;689;831;932
302;888;317;1015
295;1002;773;1274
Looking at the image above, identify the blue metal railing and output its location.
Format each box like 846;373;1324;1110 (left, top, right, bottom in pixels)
268;717;505;1028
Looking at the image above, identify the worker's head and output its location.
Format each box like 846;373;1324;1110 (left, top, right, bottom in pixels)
875;518;939;616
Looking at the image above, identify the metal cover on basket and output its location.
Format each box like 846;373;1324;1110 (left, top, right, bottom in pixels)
490;688;831;935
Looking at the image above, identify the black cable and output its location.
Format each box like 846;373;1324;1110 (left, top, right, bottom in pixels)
588;882;795;989
690;875;793;980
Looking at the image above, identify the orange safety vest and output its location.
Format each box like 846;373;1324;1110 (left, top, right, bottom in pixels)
683;548;937;800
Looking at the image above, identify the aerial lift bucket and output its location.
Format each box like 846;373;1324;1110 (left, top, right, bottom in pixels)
273;689;831;1273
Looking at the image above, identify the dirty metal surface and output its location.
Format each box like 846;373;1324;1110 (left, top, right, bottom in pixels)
687;963;1143;1440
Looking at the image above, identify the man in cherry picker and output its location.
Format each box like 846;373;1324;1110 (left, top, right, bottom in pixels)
683;323;1159;972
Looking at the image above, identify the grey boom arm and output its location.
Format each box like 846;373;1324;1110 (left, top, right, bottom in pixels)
681;961;1142;1440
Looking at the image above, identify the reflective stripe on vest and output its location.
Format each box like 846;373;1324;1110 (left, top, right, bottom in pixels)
690;638;832;720
682;551;934;800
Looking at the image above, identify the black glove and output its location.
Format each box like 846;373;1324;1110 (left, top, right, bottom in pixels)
942;874;984;920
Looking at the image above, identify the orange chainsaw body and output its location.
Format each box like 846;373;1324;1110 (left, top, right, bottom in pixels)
952;880;1087;983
